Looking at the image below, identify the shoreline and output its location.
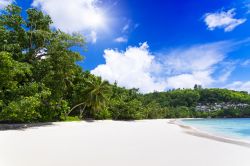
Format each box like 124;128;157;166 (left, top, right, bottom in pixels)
1;118;250;148
172;119;250;148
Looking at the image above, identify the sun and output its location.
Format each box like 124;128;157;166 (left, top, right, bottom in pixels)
88;9;106;29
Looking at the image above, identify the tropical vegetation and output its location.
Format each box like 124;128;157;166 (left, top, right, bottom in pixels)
1;4;250;123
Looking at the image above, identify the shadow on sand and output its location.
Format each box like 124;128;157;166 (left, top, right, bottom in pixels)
0;122;54;131
0;119;139;131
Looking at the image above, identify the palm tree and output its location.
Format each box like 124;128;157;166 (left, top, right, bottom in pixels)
68;76;111;118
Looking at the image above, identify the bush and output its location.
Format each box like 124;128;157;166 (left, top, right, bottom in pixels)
166;106;191;118
0;96;41;123
62;116;80;121
93;108;112;120
145;101;168;119
109;99;144;120
39;100;70;122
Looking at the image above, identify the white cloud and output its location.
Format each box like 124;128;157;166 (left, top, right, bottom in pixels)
216;61;236;83
91;41;232;93
114;36;127;43
244;1;250;14
204;9;246;32
225;81;250;92
91;42;167;93
0;0;13;9
166;71;214;89
162;42;232;89
163;42;226;74
217;69;233;83
122;24;129;33
89;30;97;43
122;22;139;33
32;0;107;43
242;59;250;66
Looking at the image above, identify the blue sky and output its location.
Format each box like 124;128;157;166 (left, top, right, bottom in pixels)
1;0;250;93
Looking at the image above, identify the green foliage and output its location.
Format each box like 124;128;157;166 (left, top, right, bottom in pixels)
62;116;81;122
1;4;250;123
0;82;51;122
1;96;41;122
39;99;70;122
144;101;168;119
69;75;111;118
168;89;200;107
142;87;250;119
93;108;112;120
109;99;145;120
0;52;31;94
145;89;200;107
0;4;83;122
198;88;250;104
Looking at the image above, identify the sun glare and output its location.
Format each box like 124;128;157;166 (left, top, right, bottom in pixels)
88;9;106;29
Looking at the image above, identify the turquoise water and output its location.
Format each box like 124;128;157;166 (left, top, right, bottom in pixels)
181;118;250;141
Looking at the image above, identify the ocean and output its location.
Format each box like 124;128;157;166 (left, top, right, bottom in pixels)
181;118;250;141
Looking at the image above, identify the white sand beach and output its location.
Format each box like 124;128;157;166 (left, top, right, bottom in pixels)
0;119;250;166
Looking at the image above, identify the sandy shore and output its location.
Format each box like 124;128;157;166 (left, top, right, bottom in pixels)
0;119;250;166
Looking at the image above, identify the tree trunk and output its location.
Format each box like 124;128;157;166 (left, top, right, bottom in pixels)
79;105;87;119
67;102;85;116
